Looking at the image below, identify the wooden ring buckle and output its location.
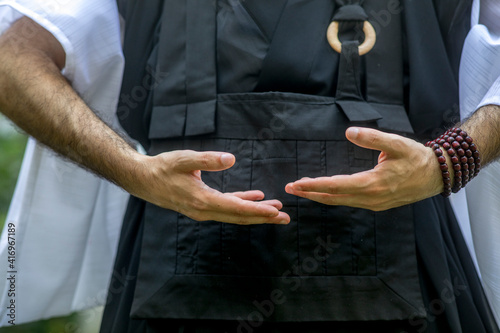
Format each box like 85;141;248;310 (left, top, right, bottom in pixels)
327;21;376;56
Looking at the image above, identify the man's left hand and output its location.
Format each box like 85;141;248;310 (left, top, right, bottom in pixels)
285;127;444;211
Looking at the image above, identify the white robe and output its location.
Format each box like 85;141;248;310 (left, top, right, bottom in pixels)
0;0;128;326
458;0;500;325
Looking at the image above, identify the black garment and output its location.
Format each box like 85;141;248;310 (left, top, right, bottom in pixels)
100;196;497;332
101;0;498;332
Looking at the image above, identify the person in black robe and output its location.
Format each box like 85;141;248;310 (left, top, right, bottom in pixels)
0;0;498;332
99;0;498;332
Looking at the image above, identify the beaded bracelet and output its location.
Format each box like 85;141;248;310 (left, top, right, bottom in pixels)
425;128;481;197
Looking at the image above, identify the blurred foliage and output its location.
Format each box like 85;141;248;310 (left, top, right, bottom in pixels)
0;313;80;333
0;117;100;332
0;120;26;226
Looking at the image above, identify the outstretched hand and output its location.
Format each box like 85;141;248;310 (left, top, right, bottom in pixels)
285;127;444;211
131;150;291;225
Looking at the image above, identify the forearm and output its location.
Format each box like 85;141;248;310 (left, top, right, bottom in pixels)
0;17;289;225
0;17;145;194
461;104;500;166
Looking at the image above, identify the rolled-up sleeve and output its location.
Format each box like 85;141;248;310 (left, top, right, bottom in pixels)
0;0;124;97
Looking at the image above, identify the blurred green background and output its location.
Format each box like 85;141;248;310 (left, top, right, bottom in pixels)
0;116;101;332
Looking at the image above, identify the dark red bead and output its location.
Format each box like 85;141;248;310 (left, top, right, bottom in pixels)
470;143;477;151
448;137;455;143
453;164;461;171
462;163;469;170
439;139;446;145
460;156;468;164
451;156;459;164
463;169;470;176
456;135;464;143
434;148;443;156
476;157;481;164
473;151;480;158
442;191;451;198
461;142;469;149
440;164;449;171
459;131;467;137
455;170;462;178
465;149;472;157
447;149;456;156
443;142;451;149
452;141;461;149
451;132;458;138
443;177;451;185
457;148;465;156
438;156;446;164
442;171;450;178
468;157;474;164
465;136;473;144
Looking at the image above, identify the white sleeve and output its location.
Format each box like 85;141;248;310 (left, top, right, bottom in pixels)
460;0;500;117
0;0;124;97
0;0;128;327
457;0;500;326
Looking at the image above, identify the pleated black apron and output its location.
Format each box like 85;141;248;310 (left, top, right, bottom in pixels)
104;0;499;331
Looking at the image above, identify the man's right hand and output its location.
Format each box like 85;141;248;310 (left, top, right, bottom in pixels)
128;150;291;225
0;17;289;226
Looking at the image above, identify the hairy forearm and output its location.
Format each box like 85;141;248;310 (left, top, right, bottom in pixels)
0;17;145;193
461;104;500;166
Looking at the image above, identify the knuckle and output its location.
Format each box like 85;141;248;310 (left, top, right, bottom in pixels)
367;132;379;145
199;153;213;170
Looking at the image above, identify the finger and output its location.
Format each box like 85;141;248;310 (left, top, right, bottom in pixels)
228;191;283;210
287;189;370;209
286;172;374;195
204;210;291;225
346;127;403;155
256;199;283;210
229;190;265;201
203;190;280;217
174;150;236;172
201;191;291;223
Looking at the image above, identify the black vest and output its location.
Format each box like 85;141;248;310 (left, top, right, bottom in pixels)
116;0;471;322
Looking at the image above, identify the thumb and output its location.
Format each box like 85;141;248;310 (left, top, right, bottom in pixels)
176;151;236;172
345;127;398;154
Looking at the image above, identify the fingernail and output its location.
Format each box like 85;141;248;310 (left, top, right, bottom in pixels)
279;220;290;225
221;153;234;166
347;127;359;139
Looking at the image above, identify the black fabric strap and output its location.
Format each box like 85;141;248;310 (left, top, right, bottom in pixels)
332;0;413;133
333;5;368;21
149;0;217;139
335;41;382;123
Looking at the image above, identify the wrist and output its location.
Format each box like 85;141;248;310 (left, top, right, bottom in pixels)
112;150;152;196
425;128;481;197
